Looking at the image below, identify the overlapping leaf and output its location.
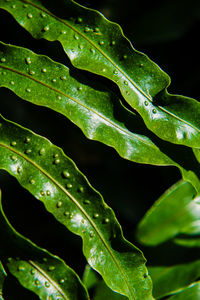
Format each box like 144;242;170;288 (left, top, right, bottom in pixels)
1;42;200;193
0;41;173;167
0;191;89;300
149;261;200;299
0;114;153;300
0;260;6;300
2;0;200;148
136;180;199;245
167;282;200;300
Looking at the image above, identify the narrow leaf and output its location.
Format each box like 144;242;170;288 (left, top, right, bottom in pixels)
174;237;200;248
136;180;198;246
149;261;200;299
0;192;89;300
0;41;172;166
0;114;153;300
167;282;200;300
1;42;200;193
0;260;6;300
2;0;200;148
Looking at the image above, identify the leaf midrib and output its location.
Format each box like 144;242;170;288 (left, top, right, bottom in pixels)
0;141;135;299
0;62;159;151
18;0;200;136
28;260;69;300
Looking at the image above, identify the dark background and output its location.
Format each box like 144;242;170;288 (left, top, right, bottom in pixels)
0;0;200;298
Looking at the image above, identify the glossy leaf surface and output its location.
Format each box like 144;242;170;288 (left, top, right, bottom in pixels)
149;261;200;299
2;0;200;148
0;191;89;300
0;41;172;166
167;282;200;300
136;180;198;246
0;260;6;300
0;114;153;300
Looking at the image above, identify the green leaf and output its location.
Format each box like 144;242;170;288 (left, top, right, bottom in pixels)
136;180;199;246
0;260;6;300
0;41;172;167
149;261;200;299
1;42;200;193
167;282;200;300
0;191;89;300
82;265;126;300
2;0;200;148
0;114;153;300
174;237;200;248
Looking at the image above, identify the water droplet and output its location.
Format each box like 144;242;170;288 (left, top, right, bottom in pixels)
62;170;70;178
94;27;100;32
0;58;6;63
78;186;84;193
90;48;95;53
57;96;61;100
25;149;32;154
10;81;14;85
29;179;35;184
54;159;60;165
53;154;59;158
60;279;65;284
26;88;31;93
40;191;45;196
79;44;83;49
90;232;94;238
83;200;90;204
113;70;118;75
93;213;99;219
25;57;31;64
64;211;69;216
40;12;46;18
143;273;148;278
29;70;35;75
46;190;51;196
23;4;28;8
104;218;110;224
10;141;16;146
140;63;144;67
111;41;116;46
61;30;66;34
126;91;130;95
123;54;128;60
152;108;157;114
71;48;75;52
77;86;82;91
77;17;82;23
43;26;49;32
18;266;25;271
27;13;33;19
66;183;72;189
43;258;47;262
74;34;79;40
60;75;66;80
144;101;148;106
99;40;104;45
39;148;45;155
57;201;62;208
17;166;22;174
124;80;128;85
35;280;40;286
48;266;55;271
25;137;31;143
69;214;73;219
31;269;35;275
51;78;56;83
41;68;47;73
84;27;90;32
102;68;106;72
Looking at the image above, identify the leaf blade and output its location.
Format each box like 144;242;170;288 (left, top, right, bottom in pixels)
1;0;200;147
0;114;153;300
136;180;198;246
